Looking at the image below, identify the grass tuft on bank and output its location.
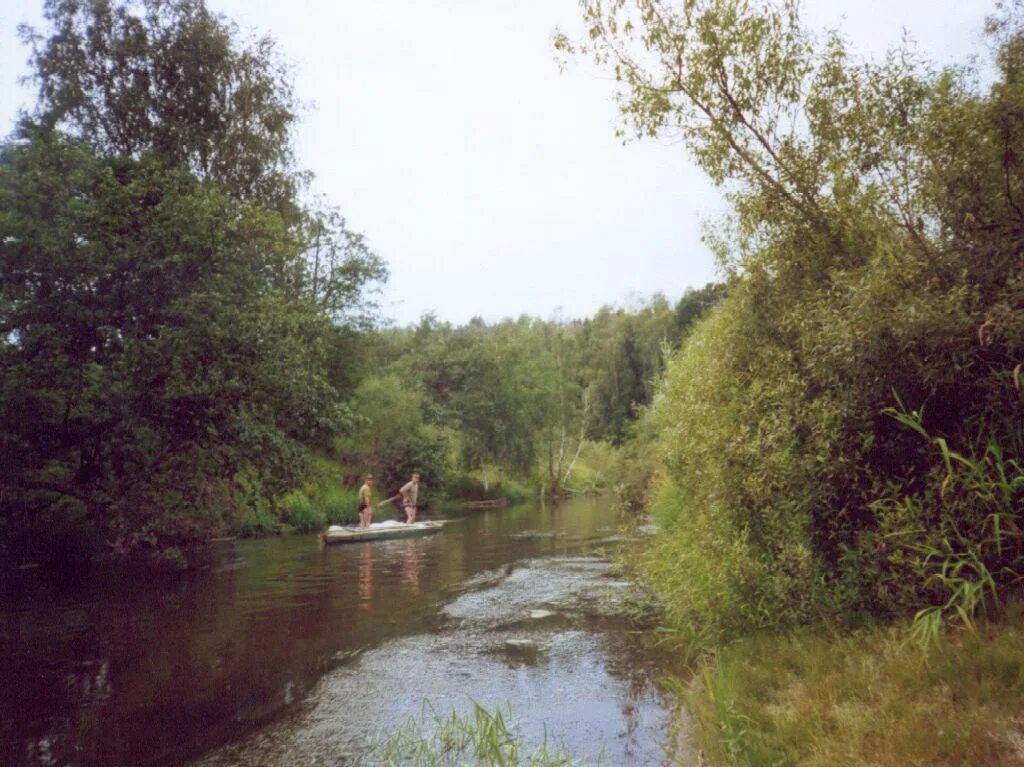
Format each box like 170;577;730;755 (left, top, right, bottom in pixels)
376;701;596;766
690;611;1024;767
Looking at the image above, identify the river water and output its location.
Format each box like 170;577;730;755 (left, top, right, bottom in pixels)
1;498;687;766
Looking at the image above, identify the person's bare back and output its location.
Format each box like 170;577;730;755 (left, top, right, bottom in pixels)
400;473;420;524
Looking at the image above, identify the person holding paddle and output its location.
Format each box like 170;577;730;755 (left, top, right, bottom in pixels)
357;474;374;530
400;473;421;524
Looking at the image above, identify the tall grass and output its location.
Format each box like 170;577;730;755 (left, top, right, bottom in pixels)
278;491;325;533
376;702;594;767
689;611;1024;767
872;405;1024;647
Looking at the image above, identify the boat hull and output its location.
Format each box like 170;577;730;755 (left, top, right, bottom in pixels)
320;521;445;544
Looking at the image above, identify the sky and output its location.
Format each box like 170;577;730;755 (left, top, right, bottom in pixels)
0;0;996;326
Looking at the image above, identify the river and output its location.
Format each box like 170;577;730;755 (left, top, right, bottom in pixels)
1;498;688;766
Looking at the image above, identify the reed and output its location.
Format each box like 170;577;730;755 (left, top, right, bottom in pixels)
376;701;598;767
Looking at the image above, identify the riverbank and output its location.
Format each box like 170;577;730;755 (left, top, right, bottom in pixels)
677;611;1024;766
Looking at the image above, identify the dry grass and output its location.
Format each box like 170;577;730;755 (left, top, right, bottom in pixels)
688;609;1024;767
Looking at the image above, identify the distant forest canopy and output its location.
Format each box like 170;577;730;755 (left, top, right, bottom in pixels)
0;0;723;559
350;287;723;496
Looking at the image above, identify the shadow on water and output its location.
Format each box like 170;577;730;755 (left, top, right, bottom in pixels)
1;498;683;766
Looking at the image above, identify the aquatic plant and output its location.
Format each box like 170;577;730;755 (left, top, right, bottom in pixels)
377;701;600;767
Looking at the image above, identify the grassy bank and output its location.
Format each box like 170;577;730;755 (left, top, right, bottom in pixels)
685;611;1024;767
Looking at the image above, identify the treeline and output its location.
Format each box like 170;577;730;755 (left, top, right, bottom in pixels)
239;291;726;539
337;290;720;498
561;0;1024;643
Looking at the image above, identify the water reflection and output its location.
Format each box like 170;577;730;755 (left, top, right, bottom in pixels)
358;543;373;610
0;498;670;767
194;554;671;766
401;539;421;594
64;659;113;704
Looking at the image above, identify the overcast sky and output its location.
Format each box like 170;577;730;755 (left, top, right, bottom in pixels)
0;0;995;325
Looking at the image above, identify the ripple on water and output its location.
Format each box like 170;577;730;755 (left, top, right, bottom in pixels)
441;556;629;626
192;555;672;767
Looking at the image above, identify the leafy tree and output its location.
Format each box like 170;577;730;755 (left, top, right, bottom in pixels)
562;0;1024;635
578;296;677;443
1;0;386;554
376;315;587;494
19;0;387;309
0;136;342;551
411;320;552;483
20;0;302;214
674;282;726;337
297;200;388;326
337;375;452;498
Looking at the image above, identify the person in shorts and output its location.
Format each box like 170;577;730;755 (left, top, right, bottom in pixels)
357;474;374;529
400;473;420;524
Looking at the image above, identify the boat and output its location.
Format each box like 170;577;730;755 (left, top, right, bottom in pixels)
320;519;446;544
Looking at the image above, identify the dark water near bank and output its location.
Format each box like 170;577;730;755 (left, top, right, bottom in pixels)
1;499;685;766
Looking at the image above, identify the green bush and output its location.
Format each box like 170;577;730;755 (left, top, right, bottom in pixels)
635;297;826;643
493;476;532;503
316;486;361;525
234;470;279;539
236;504;277;539
631;483;820;646
445;471;533;503
279;491;325;533
565;0;1024;645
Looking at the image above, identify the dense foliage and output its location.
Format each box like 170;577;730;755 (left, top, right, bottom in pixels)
561;0;1024;642
355;289;722;500
1;0;385;555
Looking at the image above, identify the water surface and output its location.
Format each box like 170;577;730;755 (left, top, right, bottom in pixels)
1;498;683;766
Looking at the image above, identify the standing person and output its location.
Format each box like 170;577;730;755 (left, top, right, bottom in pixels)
400;473;421;524
357;474;374;530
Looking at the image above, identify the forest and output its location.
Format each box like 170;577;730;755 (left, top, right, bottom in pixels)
2;0;1023;764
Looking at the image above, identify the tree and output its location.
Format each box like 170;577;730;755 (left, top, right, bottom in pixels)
20;0;302;214
0;136;342;551
298;200;388;327
337;375;452;496
563;0;1024;633
2;0;387;554
577;297;677;443
674;282;726;337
